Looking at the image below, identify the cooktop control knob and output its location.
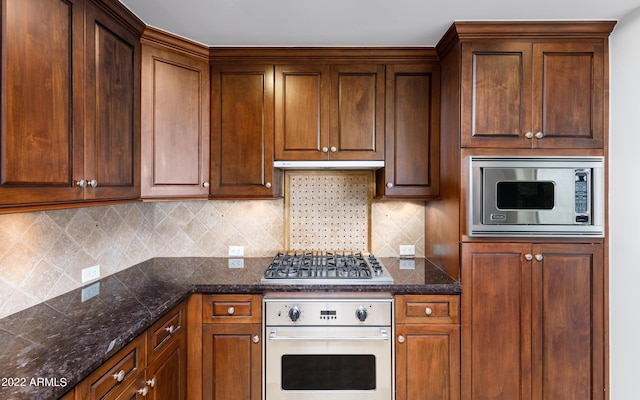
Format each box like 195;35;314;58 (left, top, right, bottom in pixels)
289;306;301;322
356;306;368;322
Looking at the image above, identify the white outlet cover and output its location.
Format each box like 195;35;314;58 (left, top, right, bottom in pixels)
399;245;415;256
81;265;100;283
228;245;244;257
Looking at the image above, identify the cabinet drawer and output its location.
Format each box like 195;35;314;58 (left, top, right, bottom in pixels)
75;335;146;400
202;294;262;324
396;295;460;324
147;303;185;359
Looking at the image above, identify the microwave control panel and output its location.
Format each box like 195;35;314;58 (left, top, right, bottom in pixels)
575;170;590;221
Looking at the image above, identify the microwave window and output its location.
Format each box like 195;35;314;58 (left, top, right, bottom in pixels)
281;354;376;390
496;181;554;210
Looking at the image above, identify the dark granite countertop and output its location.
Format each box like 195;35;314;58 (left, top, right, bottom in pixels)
0;257;460;400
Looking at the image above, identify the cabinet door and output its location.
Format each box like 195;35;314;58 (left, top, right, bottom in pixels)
145;334;187;400
275;65;330;160
460;41;533;148
202;324;262;400
532;42;605;149
378;64;439;198
329;64;385;160
84;3;140;200
396;324;460;400
531;243;604;400
0;0;84;205
140;44;210;198
210;64;278;198
461;243;532;400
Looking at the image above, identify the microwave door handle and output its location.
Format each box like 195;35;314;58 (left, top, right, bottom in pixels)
268;328;389;342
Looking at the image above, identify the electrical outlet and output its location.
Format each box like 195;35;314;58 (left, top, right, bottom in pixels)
228;245;244;257
81;265;100;283
399;245;415;257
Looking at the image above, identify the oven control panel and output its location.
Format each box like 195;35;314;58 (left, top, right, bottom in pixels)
264;294;393;326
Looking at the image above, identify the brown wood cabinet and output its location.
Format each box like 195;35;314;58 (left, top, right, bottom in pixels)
460;39;607;149
275;64;384;161
461;242;604;400
210;64;279;198
140;29;210;198
377;64;440;199
0;0;142;208
395;295;460;400
202;294;262;400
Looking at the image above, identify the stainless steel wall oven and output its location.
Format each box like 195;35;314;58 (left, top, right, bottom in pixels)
263;292;394;400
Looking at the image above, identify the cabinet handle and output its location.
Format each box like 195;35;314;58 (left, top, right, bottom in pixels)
87;179;98;188
524;254;533;261
525;131;533;139
535;254;544;261
252;335;260;343
265;182;272;189
425;307;433;316
386;182;393;188
202;182;210;188
398;335;405;343
165;325;180;334
330;146;337;153
76;180;87;188
146;377;156;388
322;147;329;153
227;307;235;315
137;386;149;396
112;370;125;382
535;131;545;139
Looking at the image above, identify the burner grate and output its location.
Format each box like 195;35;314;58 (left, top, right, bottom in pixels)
263;251;375;280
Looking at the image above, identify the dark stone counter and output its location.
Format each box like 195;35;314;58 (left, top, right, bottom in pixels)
0;257;459;399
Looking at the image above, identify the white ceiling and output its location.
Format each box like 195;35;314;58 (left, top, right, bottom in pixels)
119;0;639;47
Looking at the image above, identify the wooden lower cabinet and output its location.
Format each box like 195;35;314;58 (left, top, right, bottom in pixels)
395;295;460;400
201;294;262;400
461;242;604;400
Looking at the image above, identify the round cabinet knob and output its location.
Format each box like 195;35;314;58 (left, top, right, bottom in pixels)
525;131;534;139
76;179;87;188
425;307;433;316
535;254;544;261
202;182;210;188
146;378;156;388
386;182;393;188
330;146;337;153
227;307;235;315
289;306;301;322
524;254;533;261
535;131;545;139
252;335;260;343
87;179;98;188
265;182;272;189
112;370;125;382
356;306;368;322
322;147;329;153
137;387;149;396
398;335;405;343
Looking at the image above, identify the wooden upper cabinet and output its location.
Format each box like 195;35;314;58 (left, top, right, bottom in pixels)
377;64;440;199
0;0;142;208
84;1;140;200
0;0;84;206
274;63;384;161
210;64;279;198
140;33;210;198
275;65;330;160
461;40;606;149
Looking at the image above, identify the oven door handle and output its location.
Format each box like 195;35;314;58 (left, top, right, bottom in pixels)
268;328;389;342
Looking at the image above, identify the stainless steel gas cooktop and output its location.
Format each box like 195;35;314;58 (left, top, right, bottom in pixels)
261;251;394;285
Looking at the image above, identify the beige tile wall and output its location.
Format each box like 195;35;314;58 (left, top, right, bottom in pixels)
0;193;424;318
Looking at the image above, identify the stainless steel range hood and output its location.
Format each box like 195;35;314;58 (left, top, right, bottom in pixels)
273;160;384;169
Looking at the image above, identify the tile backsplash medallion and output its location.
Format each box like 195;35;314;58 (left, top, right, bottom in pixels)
0;193;424;318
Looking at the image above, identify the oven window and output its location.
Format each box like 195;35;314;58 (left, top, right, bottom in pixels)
496;181;554;210
281;355;376;390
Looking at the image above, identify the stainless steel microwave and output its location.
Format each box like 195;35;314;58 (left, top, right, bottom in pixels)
468;156;604;237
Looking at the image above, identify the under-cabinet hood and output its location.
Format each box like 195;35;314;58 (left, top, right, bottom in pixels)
273;160;384;169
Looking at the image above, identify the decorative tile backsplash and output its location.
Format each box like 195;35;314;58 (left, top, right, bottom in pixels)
0;174;425;318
